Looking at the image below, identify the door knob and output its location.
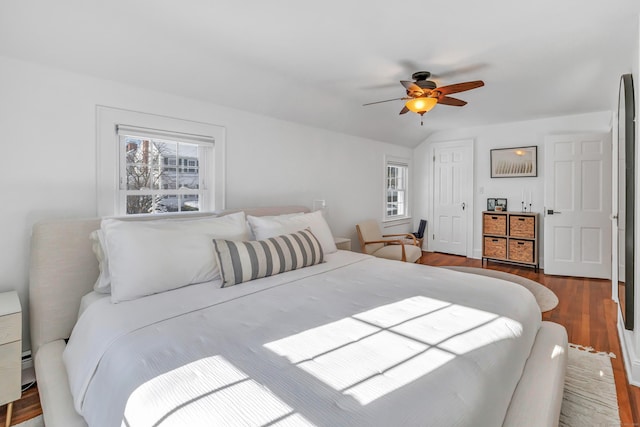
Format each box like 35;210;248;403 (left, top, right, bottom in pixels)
461;202;466;211
547;209;561;215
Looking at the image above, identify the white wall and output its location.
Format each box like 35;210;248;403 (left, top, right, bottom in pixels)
414;111;612;263
0;55;412;352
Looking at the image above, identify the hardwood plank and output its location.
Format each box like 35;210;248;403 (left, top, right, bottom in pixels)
0;384;42;426
605;298;633;425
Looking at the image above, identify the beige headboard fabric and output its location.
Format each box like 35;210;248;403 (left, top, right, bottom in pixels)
29;206;309;357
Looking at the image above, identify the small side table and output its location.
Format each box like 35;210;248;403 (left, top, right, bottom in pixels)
334;237;351;251
0;291;21;427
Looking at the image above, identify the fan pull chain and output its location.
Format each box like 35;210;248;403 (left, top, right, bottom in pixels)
418;111;426;126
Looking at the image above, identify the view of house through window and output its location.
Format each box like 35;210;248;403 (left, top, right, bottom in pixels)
386;160;408;219
120;133;210;215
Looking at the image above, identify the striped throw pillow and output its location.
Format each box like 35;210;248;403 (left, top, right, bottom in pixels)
213;228;324;287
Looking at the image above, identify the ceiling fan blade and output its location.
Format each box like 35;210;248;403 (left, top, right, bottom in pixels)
437;96;467;107
431;63;489;79
436;80;484;96
363;97;407;106
399;106;409;115
398;60;423;74
400;80;418;90
361;82;398;90
400;80;424;96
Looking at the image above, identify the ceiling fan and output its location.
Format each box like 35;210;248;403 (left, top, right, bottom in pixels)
363;71;484;125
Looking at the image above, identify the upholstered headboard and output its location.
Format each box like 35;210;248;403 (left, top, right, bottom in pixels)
29;206;309;357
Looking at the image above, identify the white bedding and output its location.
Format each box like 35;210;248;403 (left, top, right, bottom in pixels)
64;251;541;427
77;291;109;319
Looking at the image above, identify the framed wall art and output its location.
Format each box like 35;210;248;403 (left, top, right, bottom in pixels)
490;146;537;178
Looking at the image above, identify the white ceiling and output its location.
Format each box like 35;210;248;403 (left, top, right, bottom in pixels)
1;1;639;147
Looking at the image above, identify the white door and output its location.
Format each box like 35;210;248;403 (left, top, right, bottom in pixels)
431;141;473;256
543;133;612;278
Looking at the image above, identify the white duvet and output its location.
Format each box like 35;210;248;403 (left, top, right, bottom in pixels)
64;252;541;427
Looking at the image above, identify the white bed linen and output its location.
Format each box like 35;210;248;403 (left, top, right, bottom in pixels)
77;291;109;319
64;252;541;427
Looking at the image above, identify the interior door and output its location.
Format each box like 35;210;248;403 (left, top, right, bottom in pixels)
543;133;612;278
431;141;473;256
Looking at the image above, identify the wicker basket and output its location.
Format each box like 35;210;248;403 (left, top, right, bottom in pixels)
484;237;507;259
509;239;534;262
483;214;507;235
509;216;535;238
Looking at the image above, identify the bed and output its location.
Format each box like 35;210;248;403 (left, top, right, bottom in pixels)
29;206;567;427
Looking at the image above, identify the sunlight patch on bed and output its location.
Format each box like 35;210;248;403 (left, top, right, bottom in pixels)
123;355;314;426
265;296;522;405
264;317;380;364
343;346;455;404
298;331;428;391
353;295;451;327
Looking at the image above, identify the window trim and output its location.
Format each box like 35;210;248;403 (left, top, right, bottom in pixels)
97;106;225;216
383;155;411;222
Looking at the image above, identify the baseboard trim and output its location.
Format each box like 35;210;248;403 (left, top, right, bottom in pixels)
21;350;35;386
617;309;640;386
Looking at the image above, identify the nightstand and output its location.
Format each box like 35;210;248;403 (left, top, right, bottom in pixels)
334;237;351;251
0;291;21;427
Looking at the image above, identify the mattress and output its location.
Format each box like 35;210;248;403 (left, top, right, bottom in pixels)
64;251;541;427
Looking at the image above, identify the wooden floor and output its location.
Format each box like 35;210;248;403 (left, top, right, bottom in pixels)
0;384;41;426
2;251;639;425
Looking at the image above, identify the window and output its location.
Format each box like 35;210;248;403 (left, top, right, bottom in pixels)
117;125;212;214
385;157;409;220
97;107;226;216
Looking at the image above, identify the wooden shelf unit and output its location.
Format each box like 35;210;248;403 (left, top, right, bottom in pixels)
482;211;539;271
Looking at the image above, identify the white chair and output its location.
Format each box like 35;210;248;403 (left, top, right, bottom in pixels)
356;219;422;263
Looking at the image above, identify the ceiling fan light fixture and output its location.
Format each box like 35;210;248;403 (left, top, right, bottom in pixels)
405;97;437;114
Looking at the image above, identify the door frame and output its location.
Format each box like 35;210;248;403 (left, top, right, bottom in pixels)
429;139;475;257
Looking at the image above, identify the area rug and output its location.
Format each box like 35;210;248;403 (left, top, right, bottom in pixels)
440;265;559;312
560;344;621;426
13;415;43;427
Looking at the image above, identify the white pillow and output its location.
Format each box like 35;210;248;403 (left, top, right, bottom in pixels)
90;229;111;294
102;212;250;303
247;210;337;254
246;212;304;240
91;215;245;294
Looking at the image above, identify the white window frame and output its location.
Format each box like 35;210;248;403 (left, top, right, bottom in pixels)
116;125;212;215
384;156;410;222
97;106;225;216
